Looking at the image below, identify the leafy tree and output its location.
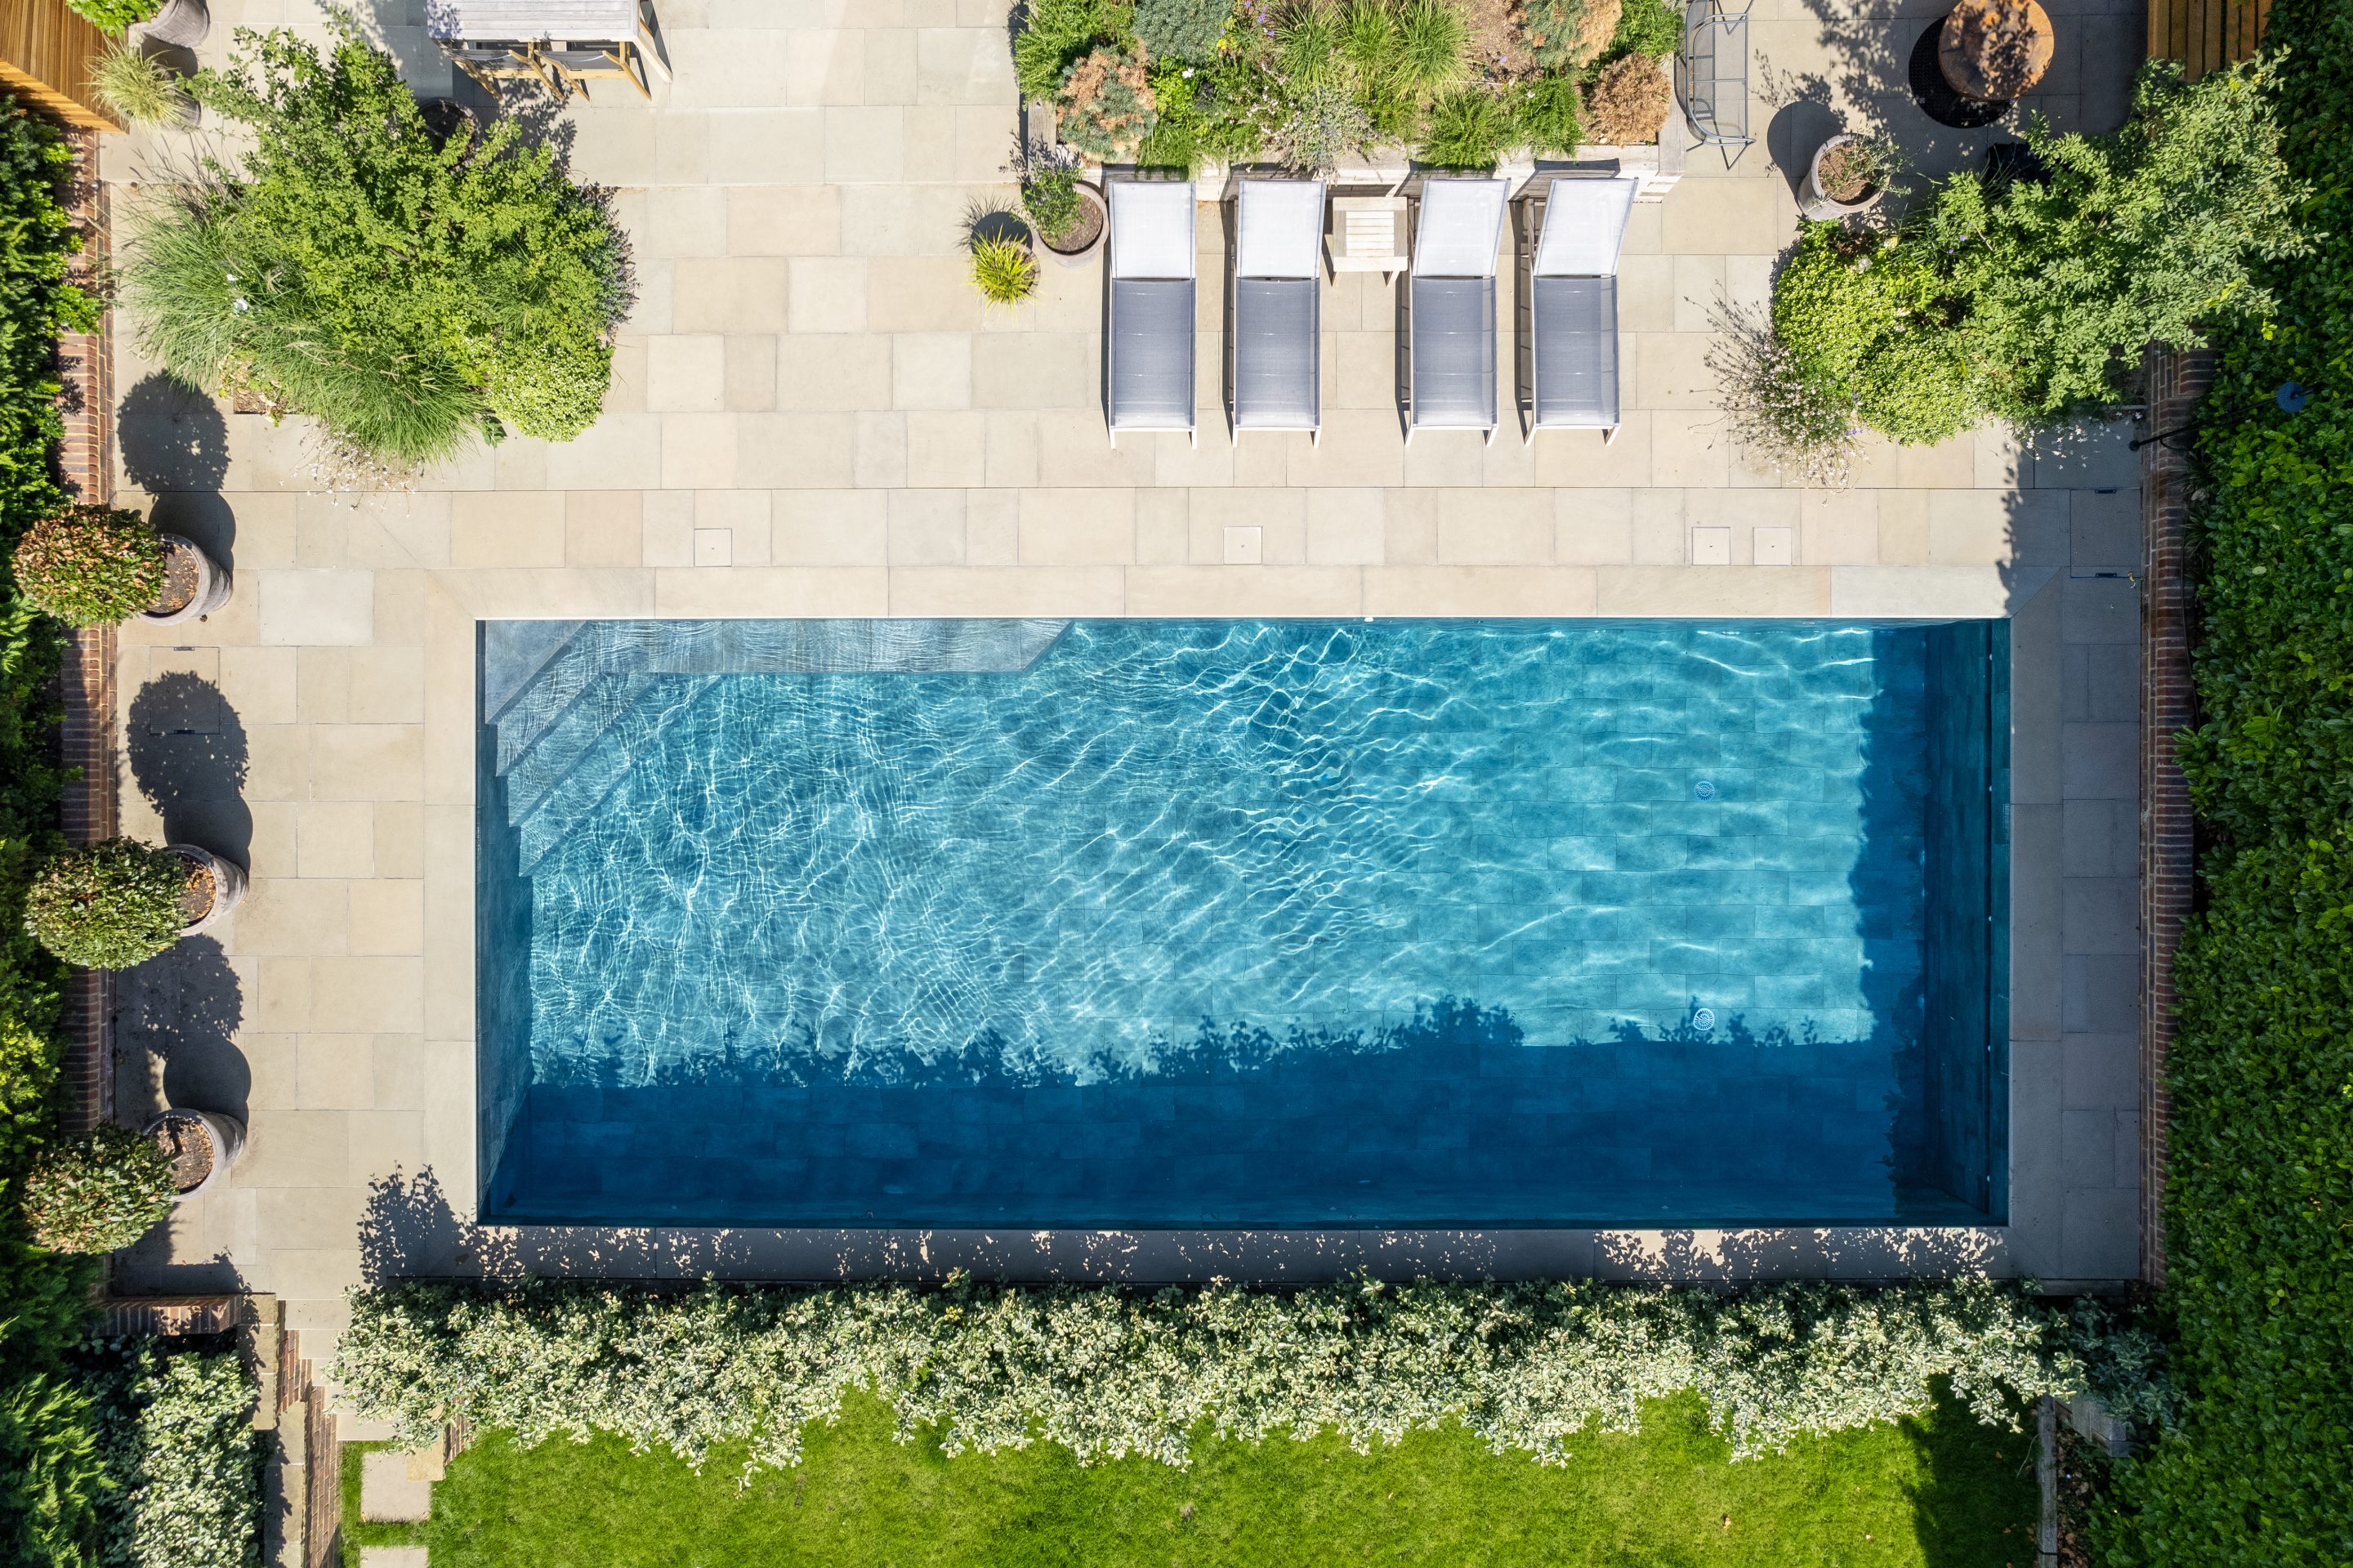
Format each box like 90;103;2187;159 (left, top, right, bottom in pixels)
1938;58;2303;421
122;20;633;470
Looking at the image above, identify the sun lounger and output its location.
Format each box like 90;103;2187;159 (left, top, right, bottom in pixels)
1229;178;1326;442
1404;176;1509;444
1107;178;1198;447
1523;173;1640;444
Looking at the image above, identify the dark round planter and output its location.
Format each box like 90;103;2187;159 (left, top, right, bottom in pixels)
141;534;230;625
145;1109;243;1201
170;843;246;936
139;0;209;47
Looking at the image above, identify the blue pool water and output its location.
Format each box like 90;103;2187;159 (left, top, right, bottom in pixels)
477;619;2007;1228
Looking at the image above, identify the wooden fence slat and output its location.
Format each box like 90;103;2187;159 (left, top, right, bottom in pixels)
0;0;122;131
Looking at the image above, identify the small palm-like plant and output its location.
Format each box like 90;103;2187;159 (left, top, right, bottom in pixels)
11;504;166;627
25;838;189;970
89;38;183;125
969;232;1040;306
20;1124;176;1253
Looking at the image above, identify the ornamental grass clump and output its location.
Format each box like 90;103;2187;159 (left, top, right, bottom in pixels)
1418;84;1511;168
25;838;187;970
88;39;183;126
122;19;632;472
10;504;164;626
20;1124;173;1253
1056;45;1159;159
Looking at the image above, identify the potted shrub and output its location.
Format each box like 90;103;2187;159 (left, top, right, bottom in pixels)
24;838;243;970
1017;152;1105;268
20;1124;176;1253
90;38;200;127
11;503;229;627
143;1109;245;1202
1805;132;1900;218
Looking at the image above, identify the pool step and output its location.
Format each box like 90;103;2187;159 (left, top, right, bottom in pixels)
514;676;719;874
500;671;654;824
491;625;642;775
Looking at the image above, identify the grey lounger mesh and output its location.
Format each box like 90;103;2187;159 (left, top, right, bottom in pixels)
1230;179;1325;438
1107;179;1198;445
1410;277;1498;431
1526;174;1640;442
1404;176;1508;442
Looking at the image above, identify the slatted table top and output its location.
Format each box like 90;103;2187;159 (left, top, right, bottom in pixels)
426;0;640;40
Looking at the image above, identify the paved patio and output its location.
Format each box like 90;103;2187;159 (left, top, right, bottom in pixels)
105;0;2147;1343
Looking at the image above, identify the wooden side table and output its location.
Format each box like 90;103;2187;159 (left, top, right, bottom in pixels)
1327;195;1409;281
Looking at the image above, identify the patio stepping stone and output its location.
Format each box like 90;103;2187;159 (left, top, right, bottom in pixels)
358;1447;439;1522
357;1550;429;1568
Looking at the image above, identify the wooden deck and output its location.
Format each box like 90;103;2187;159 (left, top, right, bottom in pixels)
0;0;120;132
2148;0;2270;78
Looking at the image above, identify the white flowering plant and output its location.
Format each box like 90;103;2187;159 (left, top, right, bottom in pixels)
333;1275;2167;1479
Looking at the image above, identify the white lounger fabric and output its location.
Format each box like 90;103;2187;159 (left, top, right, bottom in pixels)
1108;181;1198;441
1411;176;1509;279
1529;174;1641;436
1232;179;1325;435
1235;178;1324;279
1110;179;1197;280
1532;173;1639;279
1409;177;1508;436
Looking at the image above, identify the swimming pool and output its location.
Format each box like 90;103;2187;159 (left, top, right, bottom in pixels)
477;619;2008;1228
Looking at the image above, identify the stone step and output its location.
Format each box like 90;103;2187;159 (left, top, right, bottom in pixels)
516;675;718;875
502;672;653;825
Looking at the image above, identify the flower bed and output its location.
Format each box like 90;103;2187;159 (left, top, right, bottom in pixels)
1016;0;1681;177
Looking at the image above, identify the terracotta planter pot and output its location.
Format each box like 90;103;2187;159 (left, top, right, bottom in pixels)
1802;133;1886;219
170;844;246;937
142;534;230;625
139;0;210;47
1038;183;1108;269
145;1109;243;1202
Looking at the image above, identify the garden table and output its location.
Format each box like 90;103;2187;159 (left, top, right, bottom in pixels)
427;0;672;99
1327;194;1409;281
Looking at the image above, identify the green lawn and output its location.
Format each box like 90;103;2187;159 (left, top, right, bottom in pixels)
346;1387;2035;1568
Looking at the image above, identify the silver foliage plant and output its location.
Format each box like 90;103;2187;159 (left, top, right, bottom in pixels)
333;1276;2166;1476
89;1343;261;1568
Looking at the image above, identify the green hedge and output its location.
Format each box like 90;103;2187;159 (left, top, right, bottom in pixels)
2104;0;2353;1563
0;94;100;1568
336;1277;2163;1479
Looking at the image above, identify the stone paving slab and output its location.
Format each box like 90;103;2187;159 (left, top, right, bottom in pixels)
359;1450;431;1522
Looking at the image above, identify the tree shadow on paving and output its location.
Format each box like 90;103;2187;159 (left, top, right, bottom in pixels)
119;934;247;1120
127;671;252;865
117;371;234;562
361;1166;516;1283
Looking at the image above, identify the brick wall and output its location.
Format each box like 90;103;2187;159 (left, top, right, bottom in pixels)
54;125;114;1133
2137;346;2209;1289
